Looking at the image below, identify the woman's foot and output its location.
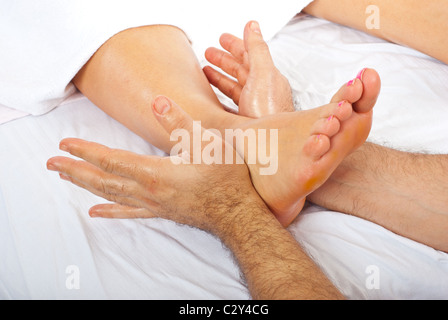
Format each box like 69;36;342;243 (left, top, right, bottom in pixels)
234;98;371;226
204;21;380;226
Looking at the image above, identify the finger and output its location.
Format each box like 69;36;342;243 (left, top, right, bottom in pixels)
219;33;246;63
89;203;157;219
62;171;146;209
47;156;155;208
204;47;248;85
203;66;242;105
244;21;274;70
57;138;156;182
152;96;232;164
152;96;194;135
152;96;199;162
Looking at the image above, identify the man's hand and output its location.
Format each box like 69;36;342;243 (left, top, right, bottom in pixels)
46;96;256;235
46;95;344;299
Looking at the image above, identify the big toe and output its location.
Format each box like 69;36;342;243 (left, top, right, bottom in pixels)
354;68;381;113
331;68;381;114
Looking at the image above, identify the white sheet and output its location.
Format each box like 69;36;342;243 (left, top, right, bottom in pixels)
1;14;448;299
0;0;307;122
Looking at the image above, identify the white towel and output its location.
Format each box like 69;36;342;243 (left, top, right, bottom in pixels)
0;0;313;123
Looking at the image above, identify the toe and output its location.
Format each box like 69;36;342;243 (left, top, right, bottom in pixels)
331;68;381;114
318;100;352;122
302;134;331;160
354;68;381;113
331;77;363;104
311;115;341;138
332;100;353;121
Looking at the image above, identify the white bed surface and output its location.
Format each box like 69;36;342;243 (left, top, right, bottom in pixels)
1;14;448;299
0;0;306;121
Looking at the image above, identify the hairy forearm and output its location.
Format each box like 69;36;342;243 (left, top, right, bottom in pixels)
303;0;448;64
309;142;448;252
216;198;344;300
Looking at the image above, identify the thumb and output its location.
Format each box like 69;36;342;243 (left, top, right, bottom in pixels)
152;95;194;135
152;95;203;163
244;21;274;69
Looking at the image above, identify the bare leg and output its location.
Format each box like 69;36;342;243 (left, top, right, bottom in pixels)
308;144;448;252
303;0;448;65
73;25;241;152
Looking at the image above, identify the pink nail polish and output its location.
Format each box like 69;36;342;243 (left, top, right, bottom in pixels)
347;79;354;87
356;68;367;81
327;115;334;122
338;101;345;107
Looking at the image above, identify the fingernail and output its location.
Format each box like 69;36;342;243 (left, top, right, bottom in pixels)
89;210;99;218
59;143;68;152
356;68;367;81
250;21;261;34
47;161;57;171
153;96;171;115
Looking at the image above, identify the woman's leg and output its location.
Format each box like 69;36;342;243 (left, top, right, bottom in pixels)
73;25;241;152
303;0;448;64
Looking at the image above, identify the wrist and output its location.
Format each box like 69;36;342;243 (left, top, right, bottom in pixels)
209;192;276;247
211;190;344;299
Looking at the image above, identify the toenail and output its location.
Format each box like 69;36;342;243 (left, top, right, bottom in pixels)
338;101;345;107
327;115;334;122
356;68;367;81
347;79;355;87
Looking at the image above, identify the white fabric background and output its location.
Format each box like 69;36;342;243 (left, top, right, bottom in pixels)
1;4;447;299
0;0;306;120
